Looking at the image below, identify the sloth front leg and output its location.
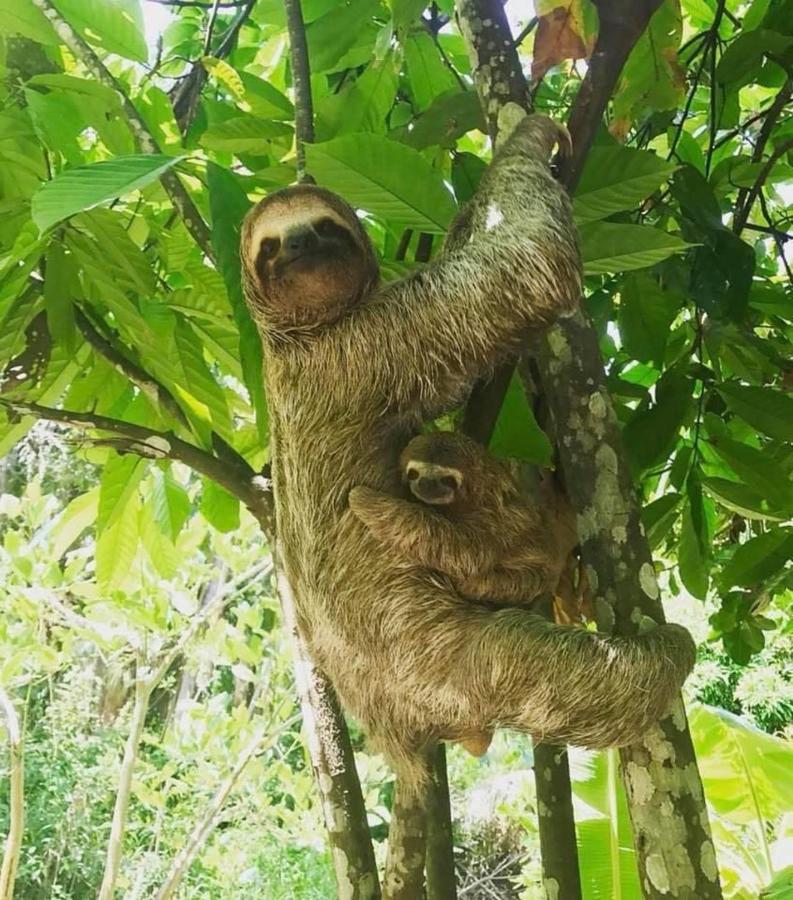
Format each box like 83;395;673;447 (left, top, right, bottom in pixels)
349;486;501;577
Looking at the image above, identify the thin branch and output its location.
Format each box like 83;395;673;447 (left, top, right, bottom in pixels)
170;0;255;134
153;713;300;900
75;310;190;432
734;78;793;227
513;17;538;48
29;0;214;260
284;0;315;183
0;399;271;523
733;138;793;235
0;688;23;900
758;191;793;283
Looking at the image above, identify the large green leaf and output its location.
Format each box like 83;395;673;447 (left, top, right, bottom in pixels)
580;223;692;275
702;477;786;521
32;155;182;232
623;367;691;472
305;0;382;73
718;383;793;443
0;0;58;44
53;0;147;62
618;274;681;366
709;436;793;512
404;30;460;110
97;452;145;533
642;493;682;550
206;163;268;443
721;528;793;588
199;116;293;154
488;371;552;466
305;134;457;232
690;703;793;824
574;147;677;224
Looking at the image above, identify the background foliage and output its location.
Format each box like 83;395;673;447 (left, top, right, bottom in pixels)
0;0;791;896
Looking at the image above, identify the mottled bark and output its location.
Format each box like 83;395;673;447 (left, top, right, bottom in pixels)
534;743;582;900
455;4;580;894
383;776;428;899
455;1;722;897
425;745;457;899
277;565;381;899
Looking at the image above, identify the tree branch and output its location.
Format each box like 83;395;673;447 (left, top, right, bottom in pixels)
0;398;271;523
455;1;723;897
733;138;793;235
30;0;215;260
284;0;315;183
170;0;255;134
75;309;190;432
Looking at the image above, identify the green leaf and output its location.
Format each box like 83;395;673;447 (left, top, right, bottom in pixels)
306;0;382;73
0;0;58;44
718;382;793;443
199;116;293;154
642;492;682;550
701;477;786;521
43;244;76;350
53;0;147;63
618;274;681;366
451;152;486;205
709;436;793;512
305;134;457;232
96;490;140;590
49;488;99;558
152;469;191;542
207;163;268;442
678;501;709;599
716;29;793;85
97;452;145;533
488;372;553;466
200;478;240;533
401;90;485;150
624;367;691;472
580;223;693;275
690;703;793;824
574;147;677;224
32;155;182;233
721;528;793;588
403;30;460;110
389;0;426;28
316;58;399;139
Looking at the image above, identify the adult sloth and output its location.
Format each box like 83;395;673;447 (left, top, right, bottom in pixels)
241;113;695;789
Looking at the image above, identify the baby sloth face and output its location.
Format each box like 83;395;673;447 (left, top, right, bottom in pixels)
399;432;490;510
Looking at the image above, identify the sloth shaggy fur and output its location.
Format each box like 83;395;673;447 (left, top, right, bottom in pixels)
240;114;696;790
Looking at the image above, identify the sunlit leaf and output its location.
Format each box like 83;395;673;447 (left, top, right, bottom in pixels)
53;0;147;63
305;134;457;232
580;223;693;274
32;155;182;233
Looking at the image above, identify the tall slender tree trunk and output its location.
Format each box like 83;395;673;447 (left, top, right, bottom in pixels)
0;687;24;900
455;1;723;897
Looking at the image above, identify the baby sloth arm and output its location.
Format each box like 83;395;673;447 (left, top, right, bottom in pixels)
348;486;504;577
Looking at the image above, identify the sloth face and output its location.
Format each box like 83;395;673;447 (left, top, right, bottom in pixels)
241;185;379;330
400;433;485;509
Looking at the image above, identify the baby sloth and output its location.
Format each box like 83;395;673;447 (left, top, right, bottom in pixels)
349;431;583;617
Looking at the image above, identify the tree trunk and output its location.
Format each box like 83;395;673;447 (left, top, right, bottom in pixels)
534;742;582;900
275;561;381;899
98;673;152;900
455;1;723;897
383;776;428;899
425;744;457;899
0;688;24;900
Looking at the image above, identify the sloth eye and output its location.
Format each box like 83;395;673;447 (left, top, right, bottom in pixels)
440;475;459;491
259;237;280;260
315;217;339;238
406;467;420;481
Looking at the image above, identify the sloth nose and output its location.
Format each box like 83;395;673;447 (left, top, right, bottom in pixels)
283;227;319;257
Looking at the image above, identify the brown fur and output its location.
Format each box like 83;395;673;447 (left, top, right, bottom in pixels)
350;432;577;608
241;115;696;791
